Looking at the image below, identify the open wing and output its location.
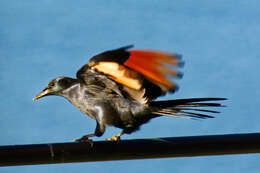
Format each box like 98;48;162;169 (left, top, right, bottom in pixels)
77;45;183;103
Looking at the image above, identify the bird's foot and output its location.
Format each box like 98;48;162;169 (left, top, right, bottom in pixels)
104;132;124;141
104;135;121;141
73;135;94;146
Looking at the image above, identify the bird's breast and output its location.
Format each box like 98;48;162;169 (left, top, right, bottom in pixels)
61;82;152;130
62;83;98;120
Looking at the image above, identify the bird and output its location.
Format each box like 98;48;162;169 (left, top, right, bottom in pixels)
33;45;226;142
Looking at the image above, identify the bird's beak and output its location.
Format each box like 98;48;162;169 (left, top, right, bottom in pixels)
33;89;51;101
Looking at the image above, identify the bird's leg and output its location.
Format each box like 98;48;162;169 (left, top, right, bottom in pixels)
104;131;124;141
74;120;105;144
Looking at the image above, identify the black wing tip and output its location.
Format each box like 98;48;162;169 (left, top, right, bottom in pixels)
168;84;179;93
117;45;134;50
178;61;185;68
173;53;183;60
177;71;184;78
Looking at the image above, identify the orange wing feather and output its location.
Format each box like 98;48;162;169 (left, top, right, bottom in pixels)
91;62;143;90
124;50;182;91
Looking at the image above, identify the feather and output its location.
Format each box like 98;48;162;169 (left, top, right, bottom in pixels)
124;50;183;92
92;62;143;90
84;46;184;102
151;97;226;119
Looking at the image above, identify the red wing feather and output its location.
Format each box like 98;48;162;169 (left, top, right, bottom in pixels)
124;50;182;91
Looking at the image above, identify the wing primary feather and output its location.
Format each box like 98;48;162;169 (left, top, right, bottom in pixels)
125;50;183;92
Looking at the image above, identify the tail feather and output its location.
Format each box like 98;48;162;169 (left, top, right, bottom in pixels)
175;107;220;113
150;97;226;119
176;103;224;107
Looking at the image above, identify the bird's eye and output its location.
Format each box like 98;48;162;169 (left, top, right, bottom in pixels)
49;81;55;87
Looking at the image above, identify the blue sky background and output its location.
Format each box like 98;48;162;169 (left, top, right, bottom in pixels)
1;0;260;172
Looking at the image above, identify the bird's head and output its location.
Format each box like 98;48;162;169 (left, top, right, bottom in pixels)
33;76;77;101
